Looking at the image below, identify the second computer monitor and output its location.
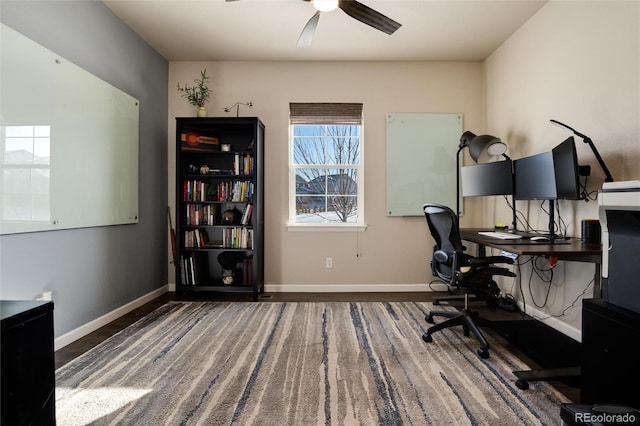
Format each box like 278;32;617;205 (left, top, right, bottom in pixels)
552;136;581;200
514;151;557;200
460;159;513;197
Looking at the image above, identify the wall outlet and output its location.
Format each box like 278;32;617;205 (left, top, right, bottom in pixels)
325;257;333;268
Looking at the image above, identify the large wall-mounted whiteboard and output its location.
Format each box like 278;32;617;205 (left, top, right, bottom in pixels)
386;113;462;216
0;24;139;235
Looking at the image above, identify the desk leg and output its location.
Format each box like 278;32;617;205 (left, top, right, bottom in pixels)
593;263;602;298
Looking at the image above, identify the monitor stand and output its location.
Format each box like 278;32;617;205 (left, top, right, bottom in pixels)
545;199;566;242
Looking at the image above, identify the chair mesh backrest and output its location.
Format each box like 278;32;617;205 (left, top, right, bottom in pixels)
423;204;465;284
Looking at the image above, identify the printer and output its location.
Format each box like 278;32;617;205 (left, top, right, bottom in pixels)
599;180;640;314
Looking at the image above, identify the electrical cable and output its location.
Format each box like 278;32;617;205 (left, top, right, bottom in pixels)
530;278;594;321
528;256;555;308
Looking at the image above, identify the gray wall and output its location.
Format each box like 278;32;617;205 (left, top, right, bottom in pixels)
0;1;168;338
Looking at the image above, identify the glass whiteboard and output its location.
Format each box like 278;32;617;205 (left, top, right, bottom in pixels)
0;24;139;235
386;113;462;216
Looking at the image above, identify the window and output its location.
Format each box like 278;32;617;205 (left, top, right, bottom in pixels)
289;103;364;228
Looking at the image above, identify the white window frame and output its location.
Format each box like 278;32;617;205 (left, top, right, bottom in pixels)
287;103;366;231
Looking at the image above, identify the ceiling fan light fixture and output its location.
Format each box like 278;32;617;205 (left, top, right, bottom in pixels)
313;0;339;12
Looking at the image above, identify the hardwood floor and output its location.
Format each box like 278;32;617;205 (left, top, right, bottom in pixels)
54;290;579;402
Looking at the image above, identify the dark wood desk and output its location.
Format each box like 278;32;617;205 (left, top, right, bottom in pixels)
460;229;603;390
460;228;602;296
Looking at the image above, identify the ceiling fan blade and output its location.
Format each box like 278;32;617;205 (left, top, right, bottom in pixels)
297;11;321;46
339;0;401;35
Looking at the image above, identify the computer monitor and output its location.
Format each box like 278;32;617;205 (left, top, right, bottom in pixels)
514;151;557;200
552;136;581;200
460;160;513;197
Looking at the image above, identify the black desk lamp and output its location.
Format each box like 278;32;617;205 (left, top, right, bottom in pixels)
457;131;513;227
550;119;614;182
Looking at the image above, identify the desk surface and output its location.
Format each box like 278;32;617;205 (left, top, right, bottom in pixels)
460;229;602;258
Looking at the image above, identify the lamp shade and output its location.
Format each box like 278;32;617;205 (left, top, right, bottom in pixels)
467;134;507;163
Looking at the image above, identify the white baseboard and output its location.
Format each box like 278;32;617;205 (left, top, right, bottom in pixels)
264;283;430;293
516;301;581;342
54;285;170;351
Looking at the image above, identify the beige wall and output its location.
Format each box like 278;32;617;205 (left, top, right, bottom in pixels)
168;61;484;291
484;0;639;339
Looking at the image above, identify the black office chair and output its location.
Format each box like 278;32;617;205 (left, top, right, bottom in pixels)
422;203;516;359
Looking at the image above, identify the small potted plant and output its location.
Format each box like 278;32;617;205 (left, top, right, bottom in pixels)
177;69;212;117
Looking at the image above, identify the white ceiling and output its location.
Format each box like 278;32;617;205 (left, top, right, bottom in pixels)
103;0;547;62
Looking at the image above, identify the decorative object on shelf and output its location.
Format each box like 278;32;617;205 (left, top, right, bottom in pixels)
200;165;209;175
221;144;231;152
177;69;212;117
217;251;245;285
222;269;234;285
223;101;253;117
221;207;241;225
180;130;219;152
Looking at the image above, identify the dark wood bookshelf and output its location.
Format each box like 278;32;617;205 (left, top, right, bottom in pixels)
175;117;264;301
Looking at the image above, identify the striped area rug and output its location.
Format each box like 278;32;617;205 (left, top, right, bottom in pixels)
56;301;568;425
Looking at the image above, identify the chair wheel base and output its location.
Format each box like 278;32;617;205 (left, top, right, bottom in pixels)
425;315;434;324
422;333;433;343
477;348;490;359
515;379;529;390
433;300;441;306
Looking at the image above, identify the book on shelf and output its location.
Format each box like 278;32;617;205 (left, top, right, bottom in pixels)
240;203;253;225
242;256;253;286
180;255;187;285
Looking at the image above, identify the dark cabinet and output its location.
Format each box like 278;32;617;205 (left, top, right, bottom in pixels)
1;300;55;425
581;298;640;409
175;117;264;301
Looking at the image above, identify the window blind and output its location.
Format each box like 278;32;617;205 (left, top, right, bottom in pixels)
289;103;363;125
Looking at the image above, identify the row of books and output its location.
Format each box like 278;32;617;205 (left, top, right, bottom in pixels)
184;228;209;248
221;227;253;249
180;254;203;286
184;203;252;226
183;227;253;249
233;153;254;176
186;204;219;226
183;180;254;203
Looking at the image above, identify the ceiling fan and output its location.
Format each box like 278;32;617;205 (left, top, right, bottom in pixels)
226;0;402;46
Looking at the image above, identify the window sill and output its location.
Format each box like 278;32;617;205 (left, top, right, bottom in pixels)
286;223;367;232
